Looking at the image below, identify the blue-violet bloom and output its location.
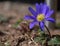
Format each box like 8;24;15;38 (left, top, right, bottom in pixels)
24;3;55;31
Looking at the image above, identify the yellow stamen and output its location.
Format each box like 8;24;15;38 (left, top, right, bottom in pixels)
37;14;44;21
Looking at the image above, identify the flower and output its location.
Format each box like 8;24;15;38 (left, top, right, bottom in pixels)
24;3;55;31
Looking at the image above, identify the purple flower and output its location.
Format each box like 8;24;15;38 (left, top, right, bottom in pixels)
24;3;55;31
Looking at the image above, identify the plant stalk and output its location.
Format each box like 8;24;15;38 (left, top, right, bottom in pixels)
44;25;51;46
45;25;51;38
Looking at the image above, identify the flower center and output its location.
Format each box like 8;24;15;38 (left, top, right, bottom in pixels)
37;14;44;21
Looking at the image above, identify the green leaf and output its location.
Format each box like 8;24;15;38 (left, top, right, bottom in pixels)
34;37;43;42
34;29;46;42
48;37;60;45
37;29;45;36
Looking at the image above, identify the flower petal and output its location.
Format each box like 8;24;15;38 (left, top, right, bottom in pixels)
24;15;35;20
46;18;55;23
36;3;43;14
45;10;54;18
36;3;40;13
29;21;37;29
39;3;43;13
45;6;50;15
39;22;44;31
42;4;47;14
28;7;37;16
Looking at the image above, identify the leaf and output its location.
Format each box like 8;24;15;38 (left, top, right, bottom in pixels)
48;37;60;45
34;37;43;42
34;29;46;42
37;29;45;36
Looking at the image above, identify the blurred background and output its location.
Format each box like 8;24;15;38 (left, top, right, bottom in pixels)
0;0;60;31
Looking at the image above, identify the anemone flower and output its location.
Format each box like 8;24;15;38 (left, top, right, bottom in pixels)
24;3;55;31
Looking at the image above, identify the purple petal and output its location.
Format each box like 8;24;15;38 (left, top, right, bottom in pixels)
45;10;54;18
24;15;35;20
46;18;55;23
28;7;37;16
42;4;47;14
39;22;44;31
45;6;50;15
29;21;37;29
39;3;43;13
36;3;43;14
36;3;40;14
